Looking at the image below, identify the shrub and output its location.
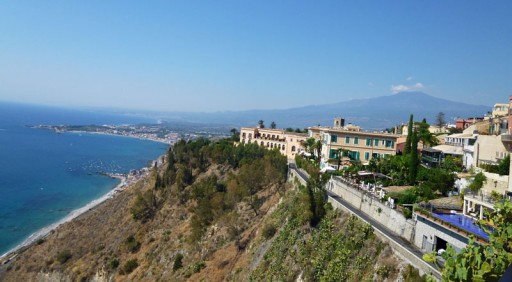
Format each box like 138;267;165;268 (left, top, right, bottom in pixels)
125;235;140;253
184;261;206;278
402;207;412;219
56;250;72;264
262;223;277;239
173;253;184;272
122;259;139;274
110;258;120;269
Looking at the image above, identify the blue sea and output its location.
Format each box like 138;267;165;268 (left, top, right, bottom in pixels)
0;102;168;256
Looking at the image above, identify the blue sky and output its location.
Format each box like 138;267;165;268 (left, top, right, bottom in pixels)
1;1;511;112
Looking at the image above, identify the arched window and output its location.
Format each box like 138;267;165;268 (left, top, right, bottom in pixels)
282;146;286;151
248;133;252;139
291;146;296;152
242;132;246;138
260;141;264;146
267;142;270;147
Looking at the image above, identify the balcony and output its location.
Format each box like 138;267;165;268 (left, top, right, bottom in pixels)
501;134;512;143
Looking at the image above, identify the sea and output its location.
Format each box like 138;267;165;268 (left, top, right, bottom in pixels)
0;102;169;256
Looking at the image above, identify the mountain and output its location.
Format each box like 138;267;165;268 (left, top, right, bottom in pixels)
154;92;490;130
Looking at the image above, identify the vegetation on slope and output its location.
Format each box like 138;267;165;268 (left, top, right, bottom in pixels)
249;181;426;282
0;137;421;282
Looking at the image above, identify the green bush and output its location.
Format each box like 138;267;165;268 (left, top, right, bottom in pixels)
173;253;184;272
402;207;412;219
56;250;72;264
110;258;120;269
262;223;277;239
122;259;139;274
125;235;140;253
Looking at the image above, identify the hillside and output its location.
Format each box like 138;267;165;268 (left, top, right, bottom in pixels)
0;139;425;281
153;91;490;130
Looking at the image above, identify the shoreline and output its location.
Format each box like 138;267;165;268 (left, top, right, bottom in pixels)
0;177;128;260
0;154;164;262
67;130;173;145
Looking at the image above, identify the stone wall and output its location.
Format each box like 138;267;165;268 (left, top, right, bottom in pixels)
288;168;307;186
327;177;415;242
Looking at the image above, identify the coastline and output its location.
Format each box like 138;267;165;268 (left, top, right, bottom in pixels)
0;158;162;262
68;130;173;145
0;177;127;260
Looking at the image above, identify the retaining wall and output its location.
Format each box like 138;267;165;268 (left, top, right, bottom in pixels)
328;178;415;242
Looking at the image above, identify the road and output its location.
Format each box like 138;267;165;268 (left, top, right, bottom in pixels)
288;164;442;280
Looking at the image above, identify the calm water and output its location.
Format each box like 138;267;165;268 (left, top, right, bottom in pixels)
0;102;168;255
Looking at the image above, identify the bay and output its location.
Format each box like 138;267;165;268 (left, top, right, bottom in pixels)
0;102;168;255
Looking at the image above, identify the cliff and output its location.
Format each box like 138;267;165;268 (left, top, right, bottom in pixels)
0;139;425;281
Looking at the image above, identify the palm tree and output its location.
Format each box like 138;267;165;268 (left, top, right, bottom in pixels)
311;140;322;160
302;137;316;155
270;121;276;129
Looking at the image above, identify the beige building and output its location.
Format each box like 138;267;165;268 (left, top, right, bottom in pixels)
239;127;307;160
309;118;400;169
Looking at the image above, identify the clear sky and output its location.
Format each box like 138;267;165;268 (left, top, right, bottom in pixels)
1;1;511;112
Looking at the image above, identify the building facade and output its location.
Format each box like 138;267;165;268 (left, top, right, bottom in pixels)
309;118;400;169
239;127;307;160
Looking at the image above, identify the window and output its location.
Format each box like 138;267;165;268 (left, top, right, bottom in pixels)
348;151;360;160
329;149;338;159
331;134;338;143
385;140;392;148
354;137;359;145
291;146;296;152
346;136;350;144
366;138;372;146
374;139;379;146
372;153;381;159
364;152;370;160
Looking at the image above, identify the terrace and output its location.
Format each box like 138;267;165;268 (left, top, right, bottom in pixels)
415;208;490;245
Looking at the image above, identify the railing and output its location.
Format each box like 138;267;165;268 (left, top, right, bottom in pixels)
501;134;512;142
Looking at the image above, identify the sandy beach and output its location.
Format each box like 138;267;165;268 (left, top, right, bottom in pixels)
0;173;138;262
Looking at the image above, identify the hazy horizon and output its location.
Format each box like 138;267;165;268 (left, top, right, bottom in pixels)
1;1;510;112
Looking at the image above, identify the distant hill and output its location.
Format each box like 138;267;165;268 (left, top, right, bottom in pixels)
157;92;491;130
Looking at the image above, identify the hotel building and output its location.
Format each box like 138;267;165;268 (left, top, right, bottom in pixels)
309;117;400;169
239;127;308;160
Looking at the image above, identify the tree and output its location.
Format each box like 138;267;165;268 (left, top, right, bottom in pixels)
303;137;317;155
270;121;276;129
230;128;239;139
469;172;487;194
311;140;322;161
258;120;265;128
408;129;419;185
404;114;414;155
436;112;446;128
417;119;438;148
439;201;512;281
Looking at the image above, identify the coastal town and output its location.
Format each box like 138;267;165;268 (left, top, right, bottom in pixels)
33;123;230;145
8;96;509;280
239;96;512;279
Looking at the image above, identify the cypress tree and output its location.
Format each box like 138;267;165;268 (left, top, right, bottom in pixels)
409;129;419;185
404;114;413;155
